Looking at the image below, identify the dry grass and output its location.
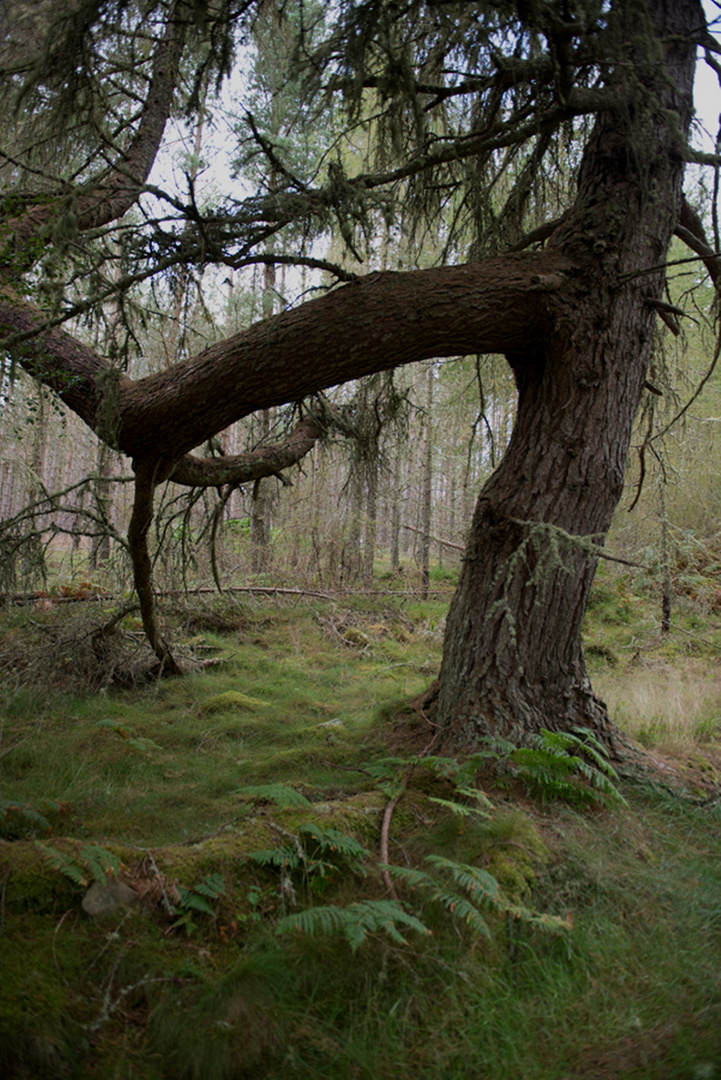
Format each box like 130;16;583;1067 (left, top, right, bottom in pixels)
594;658;721;752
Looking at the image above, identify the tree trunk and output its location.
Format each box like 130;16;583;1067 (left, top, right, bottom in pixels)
433;0;696;751
420;364;433;599
88;439;114;570
362;460;377;587
128;458;182;675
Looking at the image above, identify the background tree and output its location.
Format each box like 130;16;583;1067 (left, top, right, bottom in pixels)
0;0;717;748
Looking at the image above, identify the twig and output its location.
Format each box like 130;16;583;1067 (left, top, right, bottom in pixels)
380;720;443;900
507;517;647;569
144;852;176;916
401;523;465;552
53;909;76;985
670;624;721;651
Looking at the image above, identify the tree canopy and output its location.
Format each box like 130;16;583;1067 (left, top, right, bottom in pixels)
0;0;718;744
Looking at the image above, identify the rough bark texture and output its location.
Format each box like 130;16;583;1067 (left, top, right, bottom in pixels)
432;0;698;751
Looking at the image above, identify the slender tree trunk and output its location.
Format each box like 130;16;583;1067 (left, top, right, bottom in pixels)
88;439;113;570
344;468;363;584
420;364;433;598
659;481;671;634
362;460;377;587
251;211;278;575
250;424;273;575
432;0;696;751
128;458;182;675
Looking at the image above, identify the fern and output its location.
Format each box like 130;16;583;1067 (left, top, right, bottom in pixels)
1;798;52;837
175;873;226;920
299;823;370;864
510;728;625;807
425;855;501;903
35;841;122;888
275;899;431;952
385;855;571;938
246;844;303;871
236;783;312;808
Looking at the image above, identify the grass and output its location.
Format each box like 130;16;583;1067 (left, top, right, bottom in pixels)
1;577;721;1078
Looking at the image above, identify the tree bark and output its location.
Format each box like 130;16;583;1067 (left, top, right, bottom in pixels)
432;0;698;751
420;364;434;599
127;458;183;675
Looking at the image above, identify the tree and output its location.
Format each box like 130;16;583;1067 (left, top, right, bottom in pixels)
0;0;717;746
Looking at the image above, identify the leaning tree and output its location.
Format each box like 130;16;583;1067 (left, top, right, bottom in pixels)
0;0;718;749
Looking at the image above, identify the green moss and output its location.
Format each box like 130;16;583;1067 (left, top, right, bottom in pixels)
200;692;268;715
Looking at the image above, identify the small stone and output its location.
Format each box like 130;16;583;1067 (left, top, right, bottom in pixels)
82;880;138;918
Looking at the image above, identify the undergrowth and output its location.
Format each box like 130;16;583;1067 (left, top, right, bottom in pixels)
1;589;720;1078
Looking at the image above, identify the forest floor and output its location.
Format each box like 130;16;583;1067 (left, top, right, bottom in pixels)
1;565;721;1080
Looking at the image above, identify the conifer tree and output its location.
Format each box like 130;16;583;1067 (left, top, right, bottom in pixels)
0;0;717;748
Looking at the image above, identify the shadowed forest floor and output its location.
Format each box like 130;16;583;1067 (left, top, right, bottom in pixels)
1;569;721;1079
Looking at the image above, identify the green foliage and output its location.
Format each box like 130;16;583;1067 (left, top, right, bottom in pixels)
236;783;312;808
3;595;721;1077
508;728;626;808
246;822;371;907
276;899;430;953
34;841;121;888
388;854;571;939
362;752;495;811
95;719;162;754
172;873;227;934
0;797;52;838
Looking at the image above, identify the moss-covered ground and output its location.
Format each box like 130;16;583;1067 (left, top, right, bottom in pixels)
1;578;721;1079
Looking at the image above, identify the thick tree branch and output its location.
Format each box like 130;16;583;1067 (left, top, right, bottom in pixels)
4;251;566;459
0;293;127;438
119;252;567;458
168;416;323;487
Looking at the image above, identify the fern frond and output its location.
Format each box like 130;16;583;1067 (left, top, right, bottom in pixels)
1;799;51;834
299;823;371;862
177;889;216;917
381;864;438;892
236;783;312;808
246;846;302;870
35;841;121;887
193;872;226;899
505;905;572;934
35;842;88;886
275;899;430;952
425;855;501;903
81;844;122;882
427;889;491;936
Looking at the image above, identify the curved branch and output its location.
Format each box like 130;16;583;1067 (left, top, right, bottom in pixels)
118;251;566;458
0;1;186;274
5;250;567;459
168;416;323;487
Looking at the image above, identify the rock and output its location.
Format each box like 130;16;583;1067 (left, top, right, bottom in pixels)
82;879;138;918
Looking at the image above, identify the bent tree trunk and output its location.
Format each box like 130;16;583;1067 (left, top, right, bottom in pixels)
432;0;697;752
